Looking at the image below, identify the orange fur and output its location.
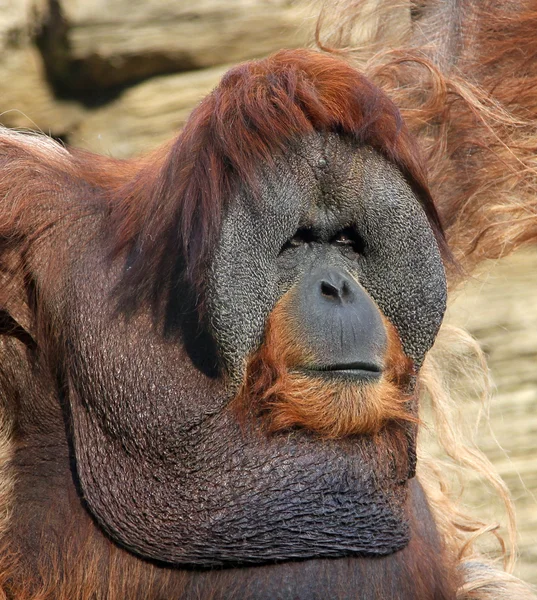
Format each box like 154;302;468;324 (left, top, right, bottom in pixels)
233;290;416;439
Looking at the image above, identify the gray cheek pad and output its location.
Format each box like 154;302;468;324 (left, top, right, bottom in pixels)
207;164;313;379
352;152;447;367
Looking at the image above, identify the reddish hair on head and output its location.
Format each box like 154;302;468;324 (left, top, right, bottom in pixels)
111;49;447;306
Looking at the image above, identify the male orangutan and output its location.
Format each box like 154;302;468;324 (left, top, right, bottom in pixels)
0;1;537;599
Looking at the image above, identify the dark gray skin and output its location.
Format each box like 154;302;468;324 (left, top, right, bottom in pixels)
57;133;447;566
291;266;388;380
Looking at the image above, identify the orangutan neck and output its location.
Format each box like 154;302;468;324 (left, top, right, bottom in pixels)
1;439;458;600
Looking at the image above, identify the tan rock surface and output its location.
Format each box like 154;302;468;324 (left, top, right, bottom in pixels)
0;0;86;135
446;248;537;584
0;46;86;135
37;0;316;89
70;64;228;157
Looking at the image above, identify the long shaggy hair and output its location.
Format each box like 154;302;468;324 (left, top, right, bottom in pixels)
318;0;537;277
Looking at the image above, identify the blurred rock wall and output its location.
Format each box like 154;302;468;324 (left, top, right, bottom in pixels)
445;250;537;584
1;0;536;585
0;0;316;156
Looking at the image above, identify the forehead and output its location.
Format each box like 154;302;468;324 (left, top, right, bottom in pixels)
250;132;419;230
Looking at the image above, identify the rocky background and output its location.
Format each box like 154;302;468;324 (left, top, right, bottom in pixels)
0;0;317;155
1;0;536;584
439;251;537;584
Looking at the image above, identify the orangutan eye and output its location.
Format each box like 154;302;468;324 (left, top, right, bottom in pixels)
332;228;365;254
280;228;315;253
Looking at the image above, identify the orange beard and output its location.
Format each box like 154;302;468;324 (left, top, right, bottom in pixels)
232;292;417;439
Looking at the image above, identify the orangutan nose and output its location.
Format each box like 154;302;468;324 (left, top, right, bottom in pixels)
293;267;387;378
